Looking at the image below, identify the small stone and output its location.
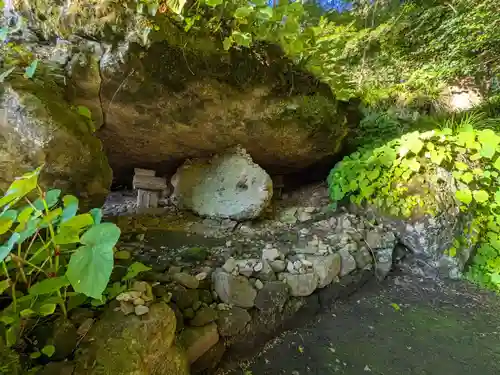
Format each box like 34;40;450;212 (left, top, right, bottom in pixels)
168;265;183;274
190;307;218;327
217;303;231;311
217;307;251;336
304;206;316;213
254;279;264;290
297;210;312;222
284;273;319;297
196;272;208;281
293;260;302;270
131;281;148;294
192;301;202;311
212;271;257;308
134;305;149;316
262;248;281;262
277;273;285;281
180;323;220;365
307;253;341;288
301;259;313;267
339;249;357;277
133;297;145;306
120;301;135;315
355;246;373;269
255;281;289;312
199;290;213;305
171;286;200;310
222;258;237;273
253;262;263;272
184;308;196;320
286;261;295;273
226;240;232;247
173;272;200;289
152;284;168;298
270;260;286;272
114;250;131;260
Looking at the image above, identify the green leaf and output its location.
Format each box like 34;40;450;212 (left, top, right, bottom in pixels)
0;279;10;294
0;167;42;207
17;206;34;226
33;189;61;211
256;7;273;20
41;344;55;357
0;67;15;83
6;326;18;347
234;6;254;18
473;190;489;204
456;189;472;205
0;217;13;235
66;223;121;299
494;157;500;171
205;0;222;7
232;31;252;48
223;36;233;51
0;233;20;261
123;262;152;281
60;213;94;230
77;105;92;119
89;208;102;225
478;129;500;159
29;276;70;295
24;59;39;79
61;202;78;223
460;172;474;184
454;162;469;171
20;309;35;318
40;207;62;227
38;303;56;316
63;195;79;207
30;351;41;359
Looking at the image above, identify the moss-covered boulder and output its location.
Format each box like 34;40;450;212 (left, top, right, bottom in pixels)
97;39;349;183
73;302;189;375
0;74;112;208
12;1;353;185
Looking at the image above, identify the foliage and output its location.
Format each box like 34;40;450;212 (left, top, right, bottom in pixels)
0;167;121;347
328;116;500;289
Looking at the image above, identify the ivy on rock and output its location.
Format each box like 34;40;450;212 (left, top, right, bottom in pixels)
328;122;500;289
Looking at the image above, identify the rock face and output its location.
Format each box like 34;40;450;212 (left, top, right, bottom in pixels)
351;168;474;279
73;303;189;375
0;77;112;208
171;146;273;220
96;39;349;183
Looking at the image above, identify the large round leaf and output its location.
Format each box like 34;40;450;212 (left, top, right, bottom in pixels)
66;223;121;299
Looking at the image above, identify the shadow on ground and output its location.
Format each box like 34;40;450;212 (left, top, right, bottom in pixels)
222;273;500;375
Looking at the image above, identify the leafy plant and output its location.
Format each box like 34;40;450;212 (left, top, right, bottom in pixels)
328;119;500;290
0;167;121;347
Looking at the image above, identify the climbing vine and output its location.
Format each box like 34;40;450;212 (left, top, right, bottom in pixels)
327;115;500;289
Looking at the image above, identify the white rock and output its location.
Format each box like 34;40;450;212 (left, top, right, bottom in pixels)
301;259;313;267
262;248;281;262
253;262;263;272
308;253;341;288
223;258;237;273
339;249;357;277
293;260;302;270
171;146;273;220
134;305;149;316
284;273;319;296
270;260;286;272
212;270;257;308
195;272;208;281
254;279;264;290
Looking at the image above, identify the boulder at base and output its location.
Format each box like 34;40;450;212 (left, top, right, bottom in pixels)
0;75;111;208
73;303;189;375
171;146;272;220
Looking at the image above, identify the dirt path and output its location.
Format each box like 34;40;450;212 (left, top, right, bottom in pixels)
227;273;500;375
